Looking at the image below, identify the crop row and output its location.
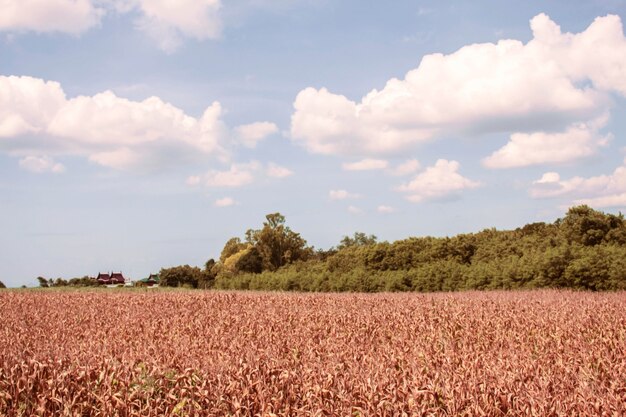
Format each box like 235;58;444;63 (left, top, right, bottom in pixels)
0;290;624;416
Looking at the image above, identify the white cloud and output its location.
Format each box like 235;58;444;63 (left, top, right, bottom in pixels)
234;121;278;148
0;0;222;52
342;159;388;171
530;162;626;208
0;0;104;34
329;189;361;200
483;119;611;169
199;161;259;188
88;147;142;171
214;197;236;207
576;193;626;208
0;76;66;138
190;161;291;188
133;0;222;52
397;159;481;203
48;91;225;154
347;205;363;214
389;159;420;176
377;205;395;213
266;162;293;178
18;155;65;174
535;172;561;184
290;14;626;164
0;75;283;172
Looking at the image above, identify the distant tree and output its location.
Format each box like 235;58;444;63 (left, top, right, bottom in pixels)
160;265;205;288
67;276;99;287
198;259;218;289
337;232;378;250
0;280;6;289
559;205;626;246
52;278;68;287
244;213;312;271
36;276;49;288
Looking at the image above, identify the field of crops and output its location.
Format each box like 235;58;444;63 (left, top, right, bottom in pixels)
0;290;624;416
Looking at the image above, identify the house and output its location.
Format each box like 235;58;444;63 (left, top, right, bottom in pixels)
96;272;111;285
96;272;126;286
136;273;160;287
110;272;125;285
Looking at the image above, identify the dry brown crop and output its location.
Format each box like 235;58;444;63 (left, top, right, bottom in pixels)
0;289;624;416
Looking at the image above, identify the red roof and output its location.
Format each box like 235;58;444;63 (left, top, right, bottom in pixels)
110;272;125;283
96;272;125;284
97;273;111;282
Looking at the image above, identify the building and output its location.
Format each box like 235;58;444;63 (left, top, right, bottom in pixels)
136;273;160;287
96;272;126;285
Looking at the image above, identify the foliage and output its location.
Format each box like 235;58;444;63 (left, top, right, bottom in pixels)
0;280;5;289
215;206;626;292
159;265;207;288
36;276;99;288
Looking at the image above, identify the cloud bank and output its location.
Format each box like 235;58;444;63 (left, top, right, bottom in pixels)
531;161;626;208
0;0;222;52
0;75;273;172
290;14;626;168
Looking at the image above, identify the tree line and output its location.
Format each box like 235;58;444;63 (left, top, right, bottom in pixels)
25;205;626;291
158;206;626;292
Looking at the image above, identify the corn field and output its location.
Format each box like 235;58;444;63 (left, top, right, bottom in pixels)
0;290;624;416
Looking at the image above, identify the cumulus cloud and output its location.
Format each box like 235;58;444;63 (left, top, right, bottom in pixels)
214;197;236;207
0;0;104;34
266;162;293;178
0;74;283;172
377;205;395;213
0;0;222;52
290;14;626;165
234;121;278;148
396;159;480;203
0;76;66;138
342;159;388;171
329;189;361;200
483;118;611;168
530;161;626;208
18;155;65;174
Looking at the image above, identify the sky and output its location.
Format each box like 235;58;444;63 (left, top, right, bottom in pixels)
2;0;626;287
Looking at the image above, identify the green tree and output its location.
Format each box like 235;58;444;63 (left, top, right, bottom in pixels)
36;276;49;288
0;280;6;289
160;265;205;288
245;213;311;271
559;205;626;246
198;259;217;289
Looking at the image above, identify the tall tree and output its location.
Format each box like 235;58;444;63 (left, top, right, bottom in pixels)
245;213;311;271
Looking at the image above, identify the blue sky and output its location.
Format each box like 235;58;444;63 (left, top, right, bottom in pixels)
2;0;626;287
